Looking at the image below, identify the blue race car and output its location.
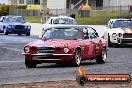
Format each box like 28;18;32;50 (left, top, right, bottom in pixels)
0;16;31;36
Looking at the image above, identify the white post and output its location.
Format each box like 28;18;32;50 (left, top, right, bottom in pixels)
86;0;88;4
40;0;47;23
69;0;71;10
24;0;26;5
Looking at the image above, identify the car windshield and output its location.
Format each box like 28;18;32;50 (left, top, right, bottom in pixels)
5;17;25;22
42;28;82;40
53;18;76;25
112;20;132;28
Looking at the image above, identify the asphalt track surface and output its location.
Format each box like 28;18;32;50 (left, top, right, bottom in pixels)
0;34;132;84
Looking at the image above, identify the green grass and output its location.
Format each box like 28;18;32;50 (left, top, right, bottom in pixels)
76;17;111;25
25;16;41;23
24;11;132;25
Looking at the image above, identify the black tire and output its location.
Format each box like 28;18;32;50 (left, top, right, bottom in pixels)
25;60;37;68
76;76;87;86
18;33;21;36
72;49;81;67
4;30;8;35
26;33;30;36
108;35;113;47
113;44;119;47
96;49;107;64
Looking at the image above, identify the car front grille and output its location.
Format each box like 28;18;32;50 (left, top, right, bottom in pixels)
15;25;25;29
123;33;132;38
37;47;55;54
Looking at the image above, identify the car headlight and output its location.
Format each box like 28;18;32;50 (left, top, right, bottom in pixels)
112;33;117;39
64;47;69;53
12;25;14;28
24;46;30;53
25;26;28;29
28;26;31;29
118;33;122;37
8;25;12;29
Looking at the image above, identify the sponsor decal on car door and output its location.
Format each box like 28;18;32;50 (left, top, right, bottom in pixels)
88;28;100;57
88;39;95;57
81;40;91;59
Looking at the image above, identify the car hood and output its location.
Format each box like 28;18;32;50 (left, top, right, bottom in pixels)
111;28;132;33
4;22;29;26
27;39;80;48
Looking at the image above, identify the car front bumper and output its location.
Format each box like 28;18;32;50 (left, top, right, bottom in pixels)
0;30;4;33
22;53;73;62
7;28;30;34
117;38;132;44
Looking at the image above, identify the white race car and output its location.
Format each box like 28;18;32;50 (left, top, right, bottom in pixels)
41;16;77;36
104;19;132;47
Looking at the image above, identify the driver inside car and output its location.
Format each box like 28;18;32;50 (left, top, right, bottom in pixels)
50;29;65;39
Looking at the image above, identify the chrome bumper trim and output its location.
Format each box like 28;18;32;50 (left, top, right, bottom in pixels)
118;38;132;40
117;38;132;44
22;53;73;56
32;58;61;61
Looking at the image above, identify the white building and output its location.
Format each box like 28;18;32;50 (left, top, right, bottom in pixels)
47;0;132;10
10;0;40;5
47;0;66;9
9;0;132;9
103;0;132;7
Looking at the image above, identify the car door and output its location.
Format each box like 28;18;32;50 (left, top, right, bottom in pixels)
88;28;102;57
87;28;97;58
82;28;94;59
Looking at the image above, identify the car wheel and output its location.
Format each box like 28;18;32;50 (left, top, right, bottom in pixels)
26;33;30;36
25;60;37;68
72;49;81;67
4;29;8;35
96;49;107;64
18;33;21;36
108;35;113;47
113;44;119;47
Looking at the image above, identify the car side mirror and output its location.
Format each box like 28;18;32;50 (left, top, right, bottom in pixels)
84;35;89;39
95;32;99;37
101;35;104;38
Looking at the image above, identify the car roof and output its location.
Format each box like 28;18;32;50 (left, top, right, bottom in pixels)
49;16;75;20
44;25;92;30
109;19;132;22
2;15;23;18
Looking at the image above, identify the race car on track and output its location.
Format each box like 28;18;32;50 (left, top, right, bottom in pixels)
0;15;31;36
104;19;132;47
23;25;107;68
42;16;76;31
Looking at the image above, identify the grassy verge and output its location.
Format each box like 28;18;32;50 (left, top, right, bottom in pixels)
24;11;132;25
76;17;111;25
25;16;41;23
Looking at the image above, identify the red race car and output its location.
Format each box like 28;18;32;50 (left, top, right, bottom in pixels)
23;25;107;68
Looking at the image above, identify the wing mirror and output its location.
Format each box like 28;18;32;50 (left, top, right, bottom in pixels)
101;35;104;38
95;32;99;37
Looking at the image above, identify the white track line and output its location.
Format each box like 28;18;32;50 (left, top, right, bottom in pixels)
0;60;24;63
